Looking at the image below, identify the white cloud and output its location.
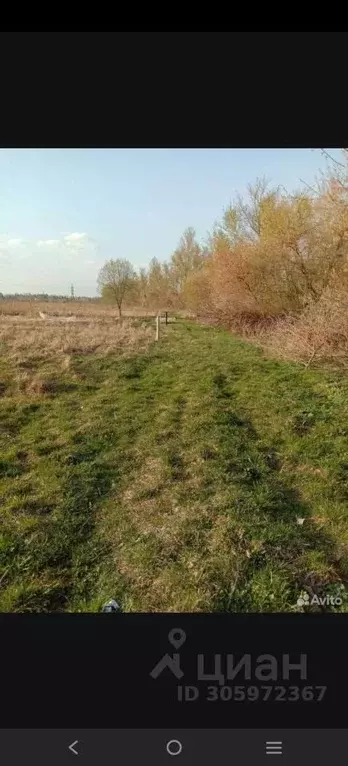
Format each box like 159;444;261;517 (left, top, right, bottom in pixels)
0;231;99;294
7;238;23;246
37;239;60;247
64;232;88;243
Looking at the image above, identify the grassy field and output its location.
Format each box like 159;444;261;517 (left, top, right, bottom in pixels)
1;308;348;612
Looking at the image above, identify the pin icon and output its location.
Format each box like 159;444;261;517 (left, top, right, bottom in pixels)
168;628;186;649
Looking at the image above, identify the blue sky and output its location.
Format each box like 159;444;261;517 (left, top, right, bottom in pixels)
0;148;341;296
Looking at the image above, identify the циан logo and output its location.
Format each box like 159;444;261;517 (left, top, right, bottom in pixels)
149;629;328;704
150;628;187;679
150;628;308;686
148;628;328;704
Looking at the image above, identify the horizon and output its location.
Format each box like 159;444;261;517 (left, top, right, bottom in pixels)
0;148;341;296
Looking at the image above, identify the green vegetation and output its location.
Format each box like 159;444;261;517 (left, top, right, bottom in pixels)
102;151;348;369
1;319;348;612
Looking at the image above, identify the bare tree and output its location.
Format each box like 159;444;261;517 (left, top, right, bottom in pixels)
235;176;276;240
170;227;203;293
137;267;149;308
97;258;135;318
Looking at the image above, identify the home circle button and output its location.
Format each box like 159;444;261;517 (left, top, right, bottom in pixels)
166;739;183;756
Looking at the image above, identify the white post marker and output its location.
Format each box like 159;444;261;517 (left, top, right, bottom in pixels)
155;313;160;341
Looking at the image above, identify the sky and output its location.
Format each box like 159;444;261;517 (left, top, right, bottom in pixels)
0;148;342;296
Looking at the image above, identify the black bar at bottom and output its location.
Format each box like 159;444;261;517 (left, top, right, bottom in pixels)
0;729;346;765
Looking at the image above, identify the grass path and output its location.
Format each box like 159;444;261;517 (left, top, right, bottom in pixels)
1;319;348;611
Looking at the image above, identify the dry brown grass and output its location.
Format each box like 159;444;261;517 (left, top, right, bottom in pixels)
0;299;158;319
0;319;152;361
0;304;153;365
257;290;348;367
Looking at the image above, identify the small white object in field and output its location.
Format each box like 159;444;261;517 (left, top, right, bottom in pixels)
39;311;47;319
102;598;120;613
297;517;305;526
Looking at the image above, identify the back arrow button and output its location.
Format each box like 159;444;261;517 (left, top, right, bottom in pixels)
69;740;79;756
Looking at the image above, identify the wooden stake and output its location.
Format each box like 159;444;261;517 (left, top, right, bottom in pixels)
155;313;160;341
165;311;168;325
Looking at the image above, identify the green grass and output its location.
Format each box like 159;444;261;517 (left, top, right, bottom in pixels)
1;319;348;612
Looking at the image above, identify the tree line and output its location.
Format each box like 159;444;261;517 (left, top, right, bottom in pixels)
98;150;348;330
97;226;208;316
0;293;96;302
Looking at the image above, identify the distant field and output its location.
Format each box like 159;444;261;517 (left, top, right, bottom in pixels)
0;298;195;319
1;304;348;612
0;298;156;317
